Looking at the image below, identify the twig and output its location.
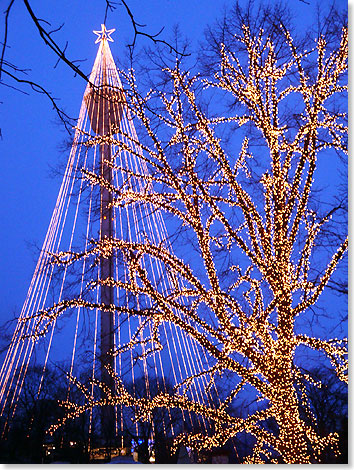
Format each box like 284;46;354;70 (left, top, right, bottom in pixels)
119;0;190;56
2;68;75;132
0;0;15;80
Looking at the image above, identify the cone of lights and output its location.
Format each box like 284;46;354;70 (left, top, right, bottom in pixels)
0;25;218;451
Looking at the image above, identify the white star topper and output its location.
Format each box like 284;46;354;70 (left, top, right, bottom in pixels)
93;24;115;43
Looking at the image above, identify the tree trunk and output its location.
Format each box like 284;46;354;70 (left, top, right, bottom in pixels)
270;346;310;463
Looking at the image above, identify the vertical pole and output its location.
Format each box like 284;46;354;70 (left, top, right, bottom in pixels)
85;37;124;450
100;140;115;446
99;47;115;448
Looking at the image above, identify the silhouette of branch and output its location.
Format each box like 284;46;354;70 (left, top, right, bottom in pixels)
104;0;118;24
2;68;75;132
118;0;190;56
0;0;15;81
22;0;90;82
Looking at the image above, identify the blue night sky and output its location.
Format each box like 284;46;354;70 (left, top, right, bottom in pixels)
0;0;347;337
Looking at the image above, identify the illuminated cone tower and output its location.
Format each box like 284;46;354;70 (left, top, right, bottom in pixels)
0;25;218;456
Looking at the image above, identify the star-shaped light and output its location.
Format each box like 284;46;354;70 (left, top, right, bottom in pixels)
93;24;115;44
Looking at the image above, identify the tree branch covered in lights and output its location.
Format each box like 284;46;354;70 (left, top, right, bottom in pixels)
27;20;347;464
